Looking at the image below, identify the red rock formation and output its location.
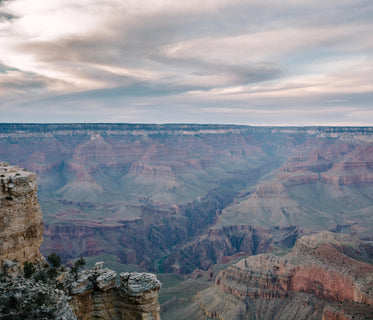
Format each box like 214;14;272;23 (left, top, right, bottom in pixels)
322;308;352;320
197;232;373;319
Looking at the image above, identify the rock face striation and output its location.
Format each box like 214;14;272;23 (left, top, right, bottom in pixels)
0;164;162;320
197;232;373;320
68;262;161;320
0;162;43;268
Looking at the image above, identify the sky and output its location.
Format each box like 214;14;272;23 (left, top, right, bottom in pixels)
0;0;372;125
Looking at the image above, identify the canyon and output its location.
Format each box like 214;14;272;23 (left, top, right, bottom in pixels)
1;124;373;318
1;124;372;274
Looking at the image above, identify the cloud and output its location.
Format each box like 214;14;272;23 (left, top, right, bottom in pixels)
0;62;68;107
0;0;372;124
0;10;16;22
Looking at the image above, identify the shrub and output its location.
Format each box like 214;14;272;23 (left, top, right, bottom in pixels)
34;270;48;283
47;267;57;279
71;257;85;274
47;253;61;269
24;261;36;278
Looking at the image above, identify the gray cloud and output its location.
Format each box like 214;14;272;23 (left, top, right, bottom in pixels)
0;11;16;21
0;62;69;110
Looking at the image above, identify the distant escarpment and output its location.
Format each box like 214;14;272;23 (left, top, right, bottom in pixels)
0;164;161;320
197;232;373;320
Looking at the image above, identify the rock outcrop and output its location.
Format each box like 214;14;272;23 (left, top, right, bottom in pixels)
68;262;161;320
197;232;373;320
0;273;77;320
0;162;43;267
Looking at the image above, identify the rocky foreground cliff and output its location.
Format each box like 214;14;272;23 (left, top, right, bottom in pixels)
0;162;43;266
67;263;161;320
195;232;373;320
0;163;161;320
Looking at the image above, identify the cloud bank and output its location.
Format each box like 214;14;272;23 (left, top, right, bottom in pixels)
0;0;372;125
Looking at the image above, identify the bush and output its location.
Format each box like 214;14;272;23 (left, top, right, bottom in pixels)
24;261;36;278
47;253;61;269
71;257;85;274
47;268;57;279
34;270;48;283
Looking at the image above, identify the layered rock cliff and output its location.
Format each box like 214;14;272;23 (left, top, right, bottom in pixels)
197;232;373;320
0;162;43;267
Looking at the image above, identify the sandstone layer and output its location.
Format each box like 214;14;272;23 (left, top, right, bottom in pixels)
0;162;43;267
197;232;373;320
